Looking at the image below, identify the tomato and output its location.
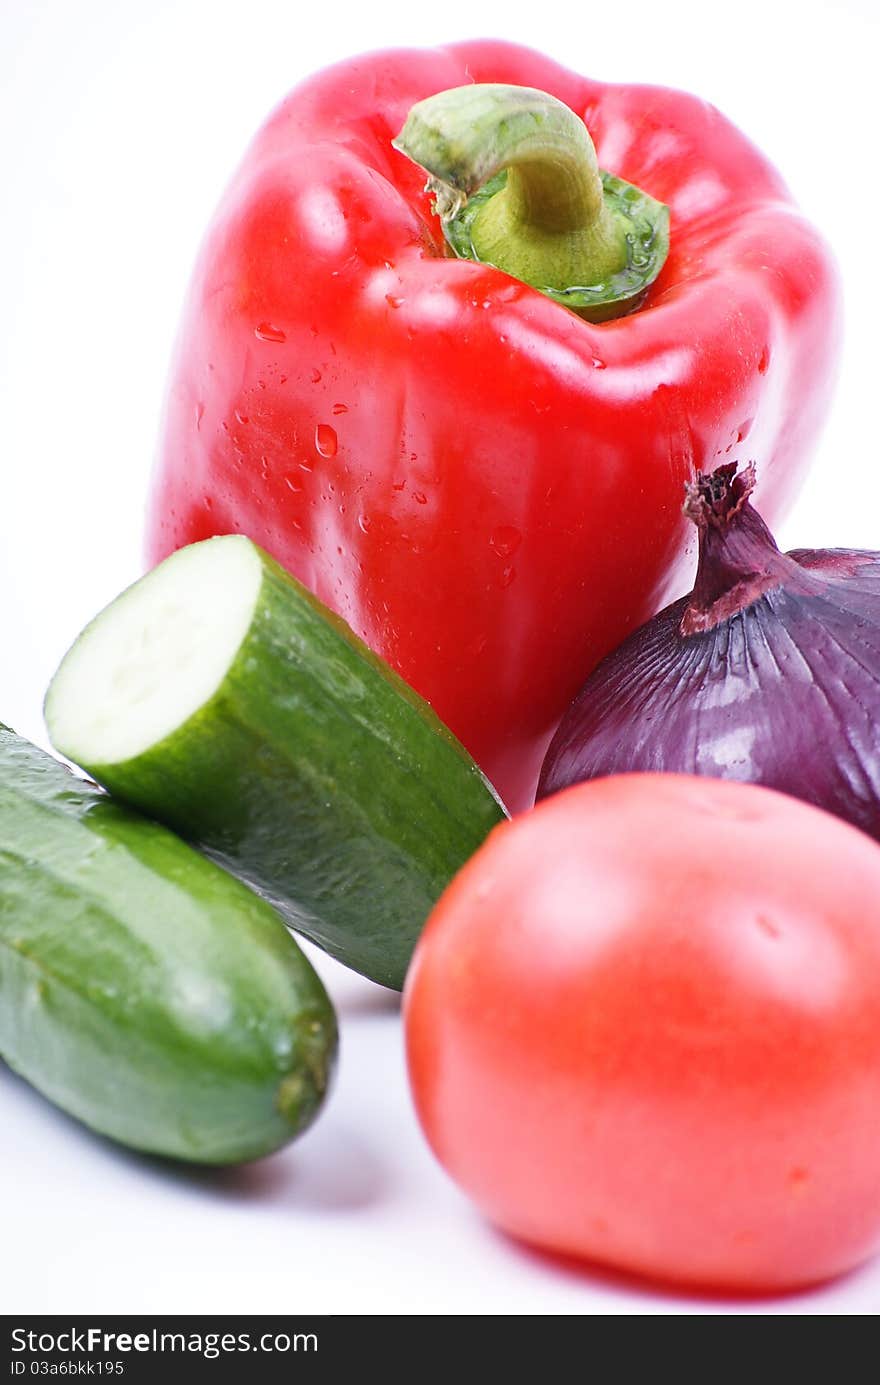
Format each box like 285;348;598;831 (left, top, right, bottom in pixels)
403;775;880;1290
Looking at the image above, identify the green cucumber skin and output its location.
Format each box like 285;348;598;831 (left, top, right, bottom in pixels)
58;544;507;990
0;726;336;1164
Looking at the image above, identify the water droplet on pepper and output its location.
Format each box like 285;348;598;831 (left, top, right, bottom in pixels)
490;526;522;558
736;419;754;443
255;323;287;344
315;424;338;458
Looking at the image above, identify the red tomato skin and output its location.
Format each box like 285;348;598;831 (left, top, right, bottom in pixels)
404;775;880;1291
146;40;841;812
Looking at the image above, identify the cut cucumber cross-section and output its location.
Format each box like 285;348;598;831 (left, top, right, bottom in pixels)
46;536;507;989
0;724;336;1164
49;533;263;766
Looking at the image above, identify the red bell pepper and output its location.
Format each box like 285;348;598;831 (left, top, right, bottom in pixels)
147;40;840;811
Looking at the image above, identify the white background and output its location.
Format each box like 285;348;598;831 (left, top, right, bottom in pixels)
2;0;879;1316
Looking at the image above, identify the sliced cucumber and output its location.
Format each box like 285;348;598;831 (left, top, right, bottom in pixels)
46;536;506;989
0;725;336;1164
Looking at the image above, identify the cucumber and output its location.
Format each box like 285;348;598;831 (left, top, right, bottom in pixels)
45;535;506;989
0;725;336;1164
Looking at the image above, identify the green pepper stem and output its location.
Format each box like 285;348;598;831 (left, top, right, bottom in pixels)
393;84;630;297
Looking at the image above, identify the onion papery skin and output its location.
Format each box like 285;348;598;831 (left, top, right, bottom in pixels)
538;544;880;840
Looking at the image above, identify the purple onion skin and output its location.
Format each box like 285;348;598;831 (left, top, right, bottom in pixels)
537;464;880;841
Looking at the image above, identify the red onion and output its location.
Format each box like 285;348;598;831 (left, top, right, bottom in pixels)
538;462;880;839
